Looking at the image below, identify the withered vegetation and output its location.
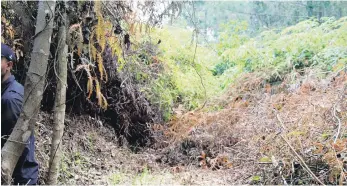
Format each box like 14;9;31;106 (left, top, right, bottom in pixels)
1;1;346;185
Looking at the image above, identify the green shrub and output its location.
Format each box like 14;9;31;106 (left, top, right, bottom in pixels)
128;17;347;121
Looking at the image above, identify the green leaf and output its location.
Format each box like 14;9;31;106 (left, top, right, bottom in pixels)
321;133;331;139
259;156;272;163
252;176;261;182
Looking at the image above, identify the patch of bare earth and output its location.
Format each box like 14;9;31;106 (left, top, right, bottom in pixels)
35;113;234;185
36;114;147;184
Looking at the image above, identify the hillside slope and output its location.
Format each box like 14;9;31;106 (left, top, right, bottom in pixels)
35;69;346;185
157;69;346;185
35;17;347;185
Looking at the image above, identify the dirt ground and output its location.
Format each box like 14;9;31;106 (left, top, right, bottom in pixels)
36;113;248;185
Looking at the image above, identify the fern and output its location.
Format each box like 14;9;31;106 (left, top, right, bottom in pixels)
94;79;107;109
74;64;94;99
101;94;108;110
87;77;93;99
68;23;83;56
96;15;106;52
94;1;106;52
97;53;108;82
95;79;102;107
91;45;97;62
108;35;124;71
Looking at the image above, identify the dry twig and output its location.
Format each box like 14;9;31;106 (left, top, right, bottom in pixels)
333;84;345;143
333;102;342;144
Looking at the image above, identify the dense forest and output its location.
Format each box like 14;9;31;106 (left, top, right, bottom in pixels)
1;0;346;185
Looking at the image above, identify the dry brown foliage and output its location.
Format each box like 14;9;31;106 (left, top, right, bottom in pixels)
152;69;347;184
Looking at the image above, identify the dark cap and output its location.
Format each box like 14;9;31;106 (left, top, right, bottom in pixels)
1;43;16;62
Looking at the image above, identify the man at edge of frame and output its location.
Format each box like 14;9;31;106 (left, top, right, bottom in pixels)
1;43;39;185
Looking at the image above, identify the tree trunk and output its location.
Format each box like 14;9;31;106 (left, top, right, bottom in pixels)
338;5;342;19
306;1;314;18
47;5;68;185
1;0;56;184
47;3;68;185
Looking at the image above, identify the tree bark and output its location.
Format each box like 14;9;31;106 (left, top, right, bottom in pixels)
47;4;68;184
1;0;56;184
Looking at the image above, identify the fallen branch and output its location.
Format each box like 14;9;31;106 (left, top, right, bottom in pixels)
333;84;345;143
275;113;325;185
275;112;287;131
279;134;325;185
333;102;342;144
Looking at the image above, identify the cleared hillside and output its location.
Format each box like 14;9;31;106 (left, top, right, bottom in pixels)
35;17;347;185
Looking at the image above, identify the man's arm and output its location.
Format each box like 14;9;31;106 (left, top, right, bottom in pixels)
1;97;23;147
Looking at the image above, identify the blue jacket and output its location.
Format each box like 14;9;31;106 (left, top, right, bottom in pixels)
1;75;39;185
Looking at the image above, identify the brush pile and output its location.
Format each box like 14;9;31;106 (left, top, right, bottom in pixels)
152;68;346;184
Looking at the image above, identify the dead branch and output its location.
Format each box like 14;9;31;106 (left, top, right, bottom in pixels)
333;102;342;144
333;84;345;143
279;134;325;185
